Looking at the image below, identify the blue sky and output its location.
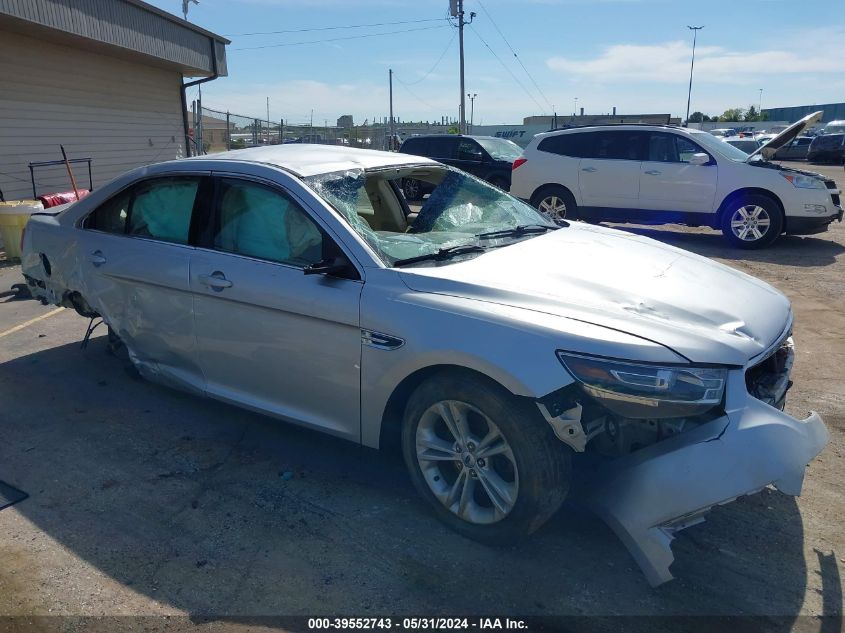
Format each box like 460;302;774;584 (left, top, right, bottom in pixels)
149;0;843;125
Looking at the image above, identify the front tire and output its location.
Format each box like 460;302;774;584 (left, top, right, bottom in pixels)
531;185;578;221
401;371;571;545
720;194;783;249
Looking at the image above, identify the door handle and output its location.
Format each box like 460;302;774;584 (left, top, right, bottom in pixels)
199;272;233;290
581;167;597;173
644;170;661;175
89;250;106;267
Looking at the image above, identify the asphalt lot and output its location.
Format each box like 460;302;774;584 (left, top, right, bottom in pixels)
0;160;843;631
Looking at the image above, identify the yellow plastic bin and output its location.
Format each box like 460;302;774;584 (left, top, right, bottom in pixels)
0;200;43;260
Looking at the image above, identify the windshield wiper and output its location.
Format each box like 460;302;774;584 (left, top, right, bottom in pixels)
393;244;487;267
476;224;561;240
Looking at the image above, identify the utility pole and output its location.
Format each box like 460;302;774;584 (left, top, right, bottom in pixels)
573;97;578;117
389;68;395;150
266;96;270;143
685;25;704;126
467;93;477;133
451;0;474;134
458;0;466;134
758;88;763;114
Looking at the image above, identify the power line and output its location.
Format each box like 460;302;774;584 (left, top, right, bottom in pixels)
475;0;554;112
403;30;457;85
468;24;545;114
226;18;445;37
234;24;449;51
393;74;439;112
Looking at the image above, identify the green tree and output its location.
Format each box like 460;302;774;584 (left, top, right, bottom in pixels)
688;111;707;123
719;108;745;122
745;105;762;121
447;125;460;134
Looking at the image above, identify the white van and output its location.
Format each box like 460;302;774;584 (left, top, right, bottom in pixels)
510;112;842;248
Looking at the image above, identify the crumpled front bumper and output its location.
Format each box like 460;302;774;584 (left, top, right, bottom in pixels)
588;372;829;587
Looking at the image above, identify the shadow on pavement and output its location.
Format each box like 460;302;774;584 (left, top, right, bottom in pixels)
0;337;826;630
609;224;845;267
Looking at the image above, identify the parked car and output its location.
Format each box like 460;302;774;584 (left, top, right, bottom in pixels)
707;128;735;138
398;134;522;199
821;120;845;135
20;144;829;587
510;111;843;248
772;136;813;161
723;136;762;154
807;133;845;164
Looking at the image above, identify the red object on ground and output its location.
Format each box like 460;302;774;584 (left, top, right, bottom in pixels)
38;190;90;208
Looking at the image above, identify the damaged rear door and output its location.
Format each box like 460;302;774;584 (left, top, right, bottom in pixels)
77;173;209;392
189;174;364;441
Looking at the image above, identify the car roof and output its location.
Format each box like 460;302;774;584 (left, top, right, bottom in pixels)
181;144;437;177
403;134;502;141
532;124;685;142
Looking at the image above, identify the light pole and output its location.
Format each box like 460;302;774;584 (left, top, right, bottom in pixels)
758;88;763;114
573;97;578;117
685;25;704;126
467;93;477;133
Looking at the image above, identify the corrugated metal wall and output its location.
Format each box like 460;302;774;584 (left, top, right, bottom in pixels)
0;0;222;75
0;29;185;201
764;103;845;125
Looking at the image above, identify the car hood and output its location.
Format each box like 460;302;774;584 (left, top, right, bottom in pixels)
749;110;823;161
399;223;791;366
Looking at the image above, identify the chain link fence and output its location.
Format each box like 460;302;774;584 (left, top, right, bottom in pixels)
188;106;401;154
187;102;437;155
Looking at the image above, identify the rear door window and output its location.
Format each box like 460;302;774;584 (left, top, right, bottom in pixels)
587;131;647;160
401;138;428;156
427;138;455;160
84;189;132;234
84;175;201;244
128;177;199;244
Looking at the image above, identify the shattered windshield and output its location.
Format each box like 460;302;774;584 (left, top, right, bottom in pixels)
305;166;556;267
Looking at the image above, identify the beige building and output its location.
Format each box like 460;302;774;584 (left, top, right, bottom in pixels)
0;0;228;201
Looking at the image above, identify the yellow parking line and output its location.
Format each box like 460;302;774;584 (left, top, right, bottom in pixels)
0;307;65;339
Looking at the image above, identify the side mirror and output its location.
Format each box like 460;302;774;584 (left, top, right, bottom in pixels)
689;152;711;166
303;254;356;278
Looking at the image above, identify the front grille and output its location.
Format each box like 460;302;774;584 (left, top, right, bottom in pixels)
746;337;794;409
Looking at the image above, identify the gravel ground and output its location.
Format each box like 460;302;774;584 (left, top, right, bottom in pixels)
0;161;842;632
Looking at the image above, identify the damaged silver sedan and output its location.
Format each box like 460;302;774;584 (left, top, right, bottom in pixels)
20;145;828;586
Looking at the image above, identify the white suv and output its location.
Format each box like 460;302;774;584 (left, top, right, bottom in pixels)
510;112;843;248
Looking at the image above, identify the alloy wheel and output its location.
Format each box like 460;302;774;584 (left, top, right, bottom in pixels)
415;400;519;525
539;195;567;219
404;179;420;200
730;204;771;242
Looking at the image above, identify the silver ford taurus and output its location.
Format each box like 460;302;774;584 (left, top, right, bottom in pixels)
21;145;828;586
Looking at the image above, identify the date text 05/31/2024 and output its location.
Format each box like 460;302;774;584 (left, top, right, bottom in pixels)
307;618;529;630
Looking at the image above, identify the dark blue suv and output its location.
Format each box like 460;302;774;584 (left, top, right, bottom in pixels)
398;134;523;200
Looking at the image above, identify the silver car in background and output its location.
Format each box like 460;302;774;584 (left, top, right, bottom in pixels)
20;145;828;586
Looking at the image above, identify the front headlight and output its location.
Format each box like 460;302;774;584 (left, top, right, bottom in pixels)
557;352;727;419
781;173;826;189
